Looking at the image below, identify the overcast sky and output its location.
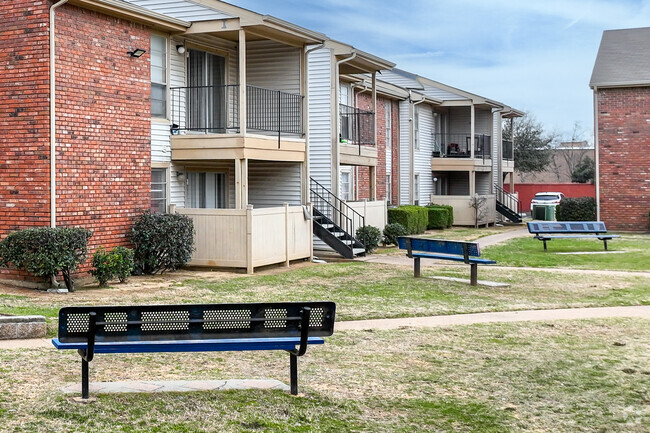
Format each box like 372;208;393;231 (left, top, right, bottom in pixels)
234;0;650;143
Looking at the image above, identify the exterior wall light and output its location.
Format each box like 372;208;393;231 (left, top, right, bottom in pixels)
127;48;146;58
176;45;186;54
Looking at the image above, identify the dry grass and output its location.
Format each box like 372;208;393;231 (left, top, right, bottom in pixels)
0;318;648;432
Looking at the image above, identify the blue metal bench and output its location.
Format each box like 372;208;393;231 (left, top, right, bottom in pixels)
527;221;620;251
398;237;496;286
52;302;336;400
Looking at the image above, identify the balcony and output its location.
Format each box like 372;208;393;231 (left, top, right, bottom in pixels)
502;139;515;172
339;104;377;166
170;85;306;162
431;133;492;171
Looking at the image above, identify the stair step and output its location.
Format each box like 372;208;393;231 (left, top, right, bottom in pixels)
321;224;334;229
353;248;366;255
330;231;345;238
341;239;354;245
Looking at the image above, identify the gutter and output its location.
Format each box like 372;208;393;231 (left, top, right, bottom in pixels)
50;0;69;228
593;86;600;221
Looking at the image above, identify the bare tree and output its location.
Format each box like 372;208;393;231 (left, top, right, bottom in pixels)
470;195;488;229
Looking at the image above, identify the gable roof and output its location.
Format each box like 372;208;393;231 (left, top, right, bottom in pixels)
590;27;650;88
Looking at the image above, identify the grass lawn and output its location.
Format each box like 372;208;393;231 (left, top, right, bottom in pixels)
483;234;650;271
1;262;648;336
1;318;647;432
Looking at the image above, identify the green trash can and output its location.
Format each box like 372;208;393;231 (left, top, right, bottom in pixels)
532;205;556;221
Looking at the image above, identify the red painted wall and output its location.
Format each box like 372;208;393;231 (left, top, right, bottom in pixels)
505;183;596;211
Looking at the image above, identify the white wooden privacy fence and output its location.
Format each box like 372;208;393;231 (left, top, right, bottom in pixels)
171;204;313;274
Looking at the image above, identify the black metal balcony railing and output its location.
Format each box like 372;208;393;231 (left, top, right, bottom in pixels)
339;104;375;152
503;140;514;160
170;85;303;139
432;133;492;160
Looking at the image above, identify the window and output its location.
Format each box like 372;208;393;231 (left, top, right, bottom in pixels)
150;35;167;118
414;106;420;150
188;172;227;209
151;168;168;213
414;174;420;205
340;168;353;201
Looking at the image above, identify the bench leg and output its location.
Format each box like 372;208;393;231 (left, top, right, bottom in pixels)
81;358;89;400
604;239;608;251
414;257;421;278
290;353;298;395
470;263;478;286
543;240;548;252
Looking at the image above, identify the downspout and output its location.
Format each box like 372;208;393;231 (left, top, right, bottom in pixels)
303;43;325;203
50;0;69;228
593;86;600;221
332;52;356;198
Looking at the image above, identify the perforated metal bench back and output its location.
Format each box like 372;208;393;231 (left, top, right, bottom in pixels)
527;222;607;234
58;302;336;343
398;237;481;257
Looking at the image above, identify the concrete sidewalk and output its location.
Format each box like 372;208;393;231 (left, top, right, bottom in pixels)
336;305;650;331
2;306;648;350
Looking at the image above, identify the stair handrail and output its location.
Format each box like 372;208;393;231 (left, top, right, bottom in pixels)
309;178;365;251
494;184;520;214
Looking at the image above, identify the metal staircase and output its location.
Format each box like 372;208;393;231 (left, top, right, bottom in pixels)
494;184;523;223
310;178;366;259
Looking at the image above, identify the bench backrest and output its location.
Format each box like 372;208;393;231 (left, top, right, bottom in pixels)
57;302;336;344
398;237;481;257
527;221;607;234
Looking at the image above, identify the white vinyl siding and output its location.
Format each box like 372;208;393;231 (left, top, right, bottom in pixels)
248;161;302;208
307;47;333;190
385;101;392;172
398;99;410;205
247;41;301;95
449;108;471;134
448;172;470;195
475;109;493;136
492;110;501;188
415;106;435;205
476;172;491;195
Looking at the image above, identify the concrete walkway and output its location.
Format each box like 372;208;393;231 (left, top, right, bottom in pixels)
2;306;648;350
337;305;650;331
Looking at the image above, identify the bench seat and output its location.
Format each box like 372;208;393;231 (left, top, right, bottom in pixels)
411;253;496;265
528;221;620;251
52;337;325;354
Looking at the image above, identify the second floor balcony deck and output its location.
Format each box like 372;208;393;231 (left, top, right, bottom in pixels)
339;103;377;166
170;85;306;162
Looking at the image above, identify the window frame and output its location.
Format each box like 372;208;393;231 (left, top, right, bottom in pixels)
150;34;169;120
150;165;169;214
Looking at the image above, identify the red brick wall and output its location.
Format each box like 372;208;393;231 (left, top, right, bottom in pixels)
0;2;152;283
354;93;397;202
0;1;52;282
506;183;596;211
597;87;650;231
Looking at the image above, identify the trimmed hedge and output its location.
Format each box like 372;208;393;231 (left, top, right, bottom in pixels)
555;197;596;221
382;223;407;246
130;212;195;275
90;246;135;286
356;225;382;253
427;207;448;230
0;227;92;291
427;204;454;229
387;206;428;234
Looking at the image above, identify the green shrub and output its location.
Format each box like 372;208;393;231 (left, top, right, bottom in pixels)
130;212;194;275
382;223;407;246
90;247;117;287
430;204;454;227
356;225;382;253
555;197;596;221
427;207;448;230
113;246;135;283
90;246;135;286
387;206;428;234
0;227;92;291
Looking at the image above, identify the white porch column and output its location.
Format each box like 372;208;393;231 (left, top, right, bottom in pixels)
239;29;247;136
369;166;376;201
235;158;242;209
242;158;249;207
469;170;476;196
470;104;475;159
372;71;377;145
